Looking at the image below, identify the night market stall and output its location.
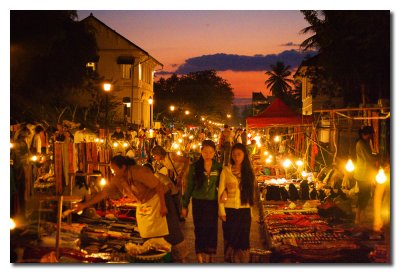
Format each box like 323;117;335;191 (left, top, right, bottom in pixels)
247;102;390;263
11;122;172;263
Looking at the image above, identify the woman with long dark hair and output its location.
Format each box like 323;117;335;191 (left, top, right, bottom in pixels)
181;140;222;263
218;143;255;262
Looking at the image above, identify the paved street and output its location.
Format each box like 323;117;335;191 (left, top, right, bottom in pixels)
180;201;266;263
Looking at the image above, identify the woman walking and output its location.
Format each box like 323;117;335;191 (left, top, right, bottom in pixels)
152;145;190;221
181;140;222;263
218;143;255;263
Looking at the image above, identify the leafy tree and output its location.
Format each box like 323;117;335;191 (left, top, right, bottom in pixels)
154;70;234;126
11;10;100;125
300;10;390;105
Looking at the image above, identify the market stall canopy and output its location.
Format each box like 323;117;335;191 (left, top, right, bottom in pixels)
246;98;313;128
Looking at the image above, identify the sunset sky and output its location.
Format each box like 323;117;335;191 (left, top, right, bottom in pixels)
77;10;313;99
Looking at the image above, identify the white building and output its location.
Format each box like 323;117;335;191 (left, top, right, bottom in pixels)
82;14;163;128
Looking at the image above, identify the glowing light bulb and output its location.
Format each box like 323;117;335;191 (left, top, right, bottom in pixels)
376;168;387;184
263;151;269;156
10;218;16;230
266;158;272;164
345;159;355;172
123;142;128;147
31;155;38;162
95;138;99;143
283;159;292;168
274;135;281;142
10;143;14;149
100;178;107;186
301;171;308;178
178;139;183;143
189;135;194;140
192;144;197;149
295;160;303;167
177;151;182;155
100;139;104;143
173;143;179;149
113;142;118;147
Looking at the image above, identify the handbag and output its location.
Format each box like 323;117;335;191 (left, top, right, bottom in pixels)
168;153;179;185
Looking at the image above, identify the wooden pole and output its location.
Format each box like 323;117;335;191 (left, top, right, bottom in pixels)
55;195;63;260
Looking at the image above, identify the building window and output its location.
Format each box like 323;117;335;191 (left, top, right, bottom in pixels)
140;64;151;84
122;64;133;79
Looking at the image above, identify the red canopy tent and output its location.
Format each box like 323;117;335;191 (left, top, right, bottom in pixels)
246;98;313;128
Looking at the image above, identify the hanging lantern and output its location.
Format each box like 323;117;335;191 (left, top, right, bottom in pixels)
375;168;387;184
345;159;355;172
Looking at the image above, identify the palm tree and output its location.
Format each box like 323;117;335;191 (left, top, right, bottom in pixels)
265;61;294;97
299;10;390;105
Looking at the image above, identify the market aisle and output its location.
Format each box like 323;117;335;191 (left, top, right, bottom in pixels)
180;202;266;263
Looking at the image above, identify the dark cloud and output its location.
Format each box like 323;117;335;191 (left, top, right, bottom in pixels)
155;70;175;76
281;42;301;47
175;50;316;74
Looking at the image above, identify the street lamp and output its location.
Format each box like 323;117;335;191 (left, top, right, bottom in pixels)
148;97;153;129
103;82;112;148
